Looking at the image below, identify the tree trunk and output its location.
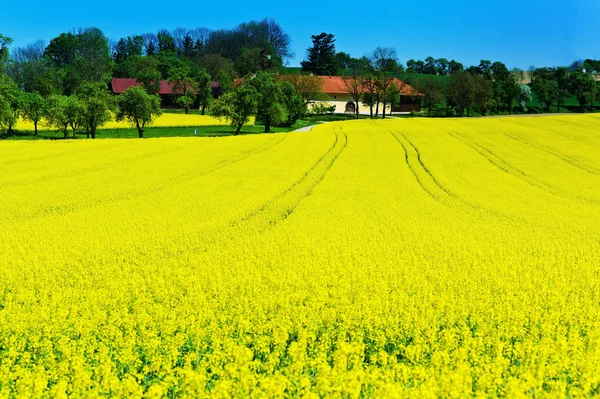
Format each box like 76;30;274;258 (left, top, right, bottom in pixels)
369;105;373;119
382;101;387;119
72;128;76;139
185;108;189;115
265;117;271;133
34;122;38;136
235;125;242;135
91;127;96;139
355;102;359;119
201;106;206;116
375;101;379;117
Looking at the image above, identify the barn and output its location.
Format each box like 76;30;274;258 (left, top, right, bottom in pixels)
317;76;421;115
110;78;221;108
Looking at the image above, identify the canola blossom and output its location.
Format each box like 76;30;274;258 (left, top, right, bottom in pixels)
0;115;600;397
16;112;252;131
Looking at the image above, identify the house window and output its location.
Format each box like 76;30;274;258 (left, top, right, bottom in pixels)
334;95;337;99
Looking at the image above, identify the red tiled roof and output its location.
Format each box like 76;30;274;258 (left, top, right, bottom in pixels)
317;76;420;96
111;78;219;95
237;75;420;96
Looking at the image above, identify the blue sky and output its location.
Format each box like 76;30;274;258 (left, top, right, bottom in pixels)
1;0;598;69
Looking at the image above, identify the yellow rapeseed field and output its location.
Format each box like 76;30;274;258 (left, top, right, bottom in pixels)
1;115;599;398
16;112;252;131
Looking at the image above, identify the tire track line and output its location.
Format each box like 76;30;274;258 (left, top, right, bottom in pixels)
389;131;446;203
233;131;347;228
503;131;600;177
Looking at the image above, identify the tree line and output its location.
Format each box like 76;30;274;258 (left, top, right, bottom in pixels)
2;23;600;138
0;19;296;137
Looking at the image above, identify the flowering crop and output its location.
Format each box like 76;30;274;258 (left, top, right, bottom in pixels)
0;115;599;397
16;112;254;131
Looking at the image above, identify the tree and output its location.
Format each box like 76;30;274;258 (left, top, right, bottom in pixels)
248;72;287;133
568;70;595;112
211;85;257;135
285;74;328;106
530;68;557;113
45;95;71;138
371;47;400;118
518;84;533;112
157;30;176;53
0;74;20;133
131;56;161;94
384;84;401;115
117;86;162;138
8;40;59;96
19;91;46;135
45;28;112;94
64;95;85;138
554;68;570;113
168;65;198;114
362;75;378;118
339;57;370;118
448;71;475;116
199;54;236;80
0;34;13;74
336;52;352;71
235;47;280;76
76;83;115;139
413;76;446;115
472;74;493;115
279;81;305;127
196;70;213;115
301;33;337;76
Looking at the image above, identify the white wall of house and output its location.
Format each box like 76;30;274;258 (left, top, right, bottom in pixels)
309;94;394;115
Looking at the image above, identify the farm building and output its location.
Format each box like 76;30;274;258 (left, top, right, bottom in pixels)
110;78;221;108
314;76;421;114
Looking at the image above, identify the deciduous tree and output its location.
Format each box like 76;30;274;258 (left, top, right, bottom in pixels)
211;85;257;135
19;91;46;135
116;86;162;138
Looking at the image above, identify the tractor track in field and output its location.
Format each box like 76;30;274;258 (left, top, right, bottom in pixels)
5;135;290;222
503;131;600;177
390;131;445;203
391;131;466;205
445;130;555;191
233;130;347;228
446;130;600;206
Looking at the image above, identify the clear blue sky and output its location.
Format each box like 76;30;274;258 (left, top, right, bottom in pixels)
1;0;598;69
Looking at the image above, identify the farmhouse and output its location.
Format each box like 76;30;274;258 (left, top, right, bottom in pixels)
316;76;421;114
110;78;220;107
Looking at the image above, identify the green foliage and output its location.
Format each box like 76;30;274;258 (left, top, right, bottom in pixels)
568;70;596;111
0;74;20;134
44;94;84;138
131;56;162;94
44;28;113;95
211;85;257;135
76;82;115;138
0;34;14;74
248;72;295;132
19;91;46;135
279;81;306;126
530;69;558;113
301;33;338;76
196;70;213;115
412;76;447;115
116;86;162;138
45;95;71;137
168;64;198;114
